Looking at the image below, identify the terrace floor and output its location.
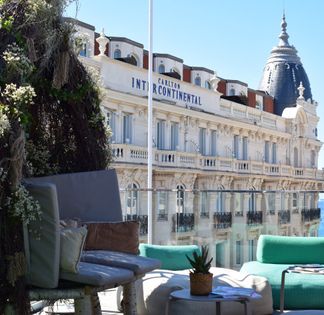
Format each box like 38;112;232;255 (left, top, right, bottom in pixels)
38;288;324;315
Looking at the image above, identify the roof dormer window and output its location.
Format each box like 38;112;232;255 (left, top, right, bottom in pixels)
194;76;201;87
158;64;165;74
114;49;121;59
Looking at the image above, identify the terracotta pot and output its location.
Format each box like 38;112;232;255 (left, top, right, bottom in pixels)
189;272;213;296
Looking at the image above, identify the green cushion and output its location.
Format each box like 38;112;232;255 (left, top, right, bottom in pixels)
241;261;324;309
139;244;200;270
256;235;324;264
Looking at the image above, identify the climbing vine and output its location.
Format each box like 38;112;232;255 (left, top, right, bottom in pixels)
0;0;112;313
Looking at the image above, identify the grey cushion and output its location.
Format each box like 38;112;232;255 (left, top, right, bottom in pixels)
81;250;162;275
25;170;123;222
25;183;60;288
60;262;134;286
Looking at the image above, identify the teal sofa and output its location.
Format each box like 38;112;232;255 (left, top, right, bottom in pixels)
240;235;324;310
139;244;200;270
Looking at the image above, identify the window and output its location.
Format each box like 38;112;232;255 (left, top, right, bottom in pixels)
216;186;225;213
233;135;239;159
248;240;255;261
170;122;179;150
272;142;277;164
242;137;248;160
126;183;139;216
229;88;235;96
158;64;165;73
79;43;87;57
294;147;298;167
176;185;185;213
249;190;256;212
216;243;225;267
292;193;298;208
200;191;208;217
199;128;206;155
114;49;121;59
264;141;270;163
194;76;201;86
311;150;316;167
205;81;211;89
310;193;315;208
280;192;286;211
210;130;217;156
236;240;242;265
157;191;167;220
267;193;276;213
106;111;116;143
156;120;165;149
123;114;132;144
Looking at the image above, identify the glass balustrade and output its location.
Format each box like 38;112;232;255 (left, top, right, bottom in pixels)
119;188;322;270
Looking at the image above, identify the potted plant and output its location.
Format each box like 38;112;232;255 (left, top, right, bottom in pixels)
186;245;213;295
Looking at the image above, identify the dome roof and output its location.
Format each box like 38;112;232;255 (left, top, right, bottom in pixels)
259;15;312;115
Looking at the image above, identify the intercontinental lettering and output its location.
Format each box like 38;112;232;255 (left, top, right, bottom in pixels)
131;77;202;106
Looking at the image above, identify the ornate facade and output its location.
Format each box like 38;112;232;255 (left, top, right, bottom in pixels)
72;16;323;269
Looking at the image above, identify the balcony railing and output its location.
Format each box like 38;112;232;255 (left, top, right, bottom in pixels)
301;208;321;222
278;210;291;225
118;188;322;270
172;213;195;233
213;212;232;229
111;143;324;180
124;214;148;235
247;211;263;225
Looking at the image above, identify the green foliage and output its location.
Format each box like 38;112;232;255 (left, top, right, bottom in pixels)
186;245;213;274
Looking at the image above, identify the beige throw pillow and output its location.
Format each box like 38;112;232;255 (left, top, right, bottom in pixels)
60;226;87;273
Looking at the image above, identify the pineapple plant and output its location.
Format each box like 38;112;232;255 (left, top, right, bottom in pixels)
186;245;213;295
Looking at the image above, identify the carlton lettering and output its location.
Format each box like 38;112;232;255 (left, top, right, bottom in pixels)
131;77;202;106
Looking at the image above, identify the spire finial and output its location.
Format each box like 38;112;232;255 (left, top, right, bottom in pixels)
278;13;290;46
297;81;305;100
96;28;109;56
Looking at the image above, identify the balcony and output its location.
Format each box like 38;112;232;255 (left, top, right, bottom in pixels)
172;213;195;233
301;208;321;222
118;188;322;270
124;214;148;235
213;212;232;229
247;211;263;225
111;143;324;180
278;210;291;225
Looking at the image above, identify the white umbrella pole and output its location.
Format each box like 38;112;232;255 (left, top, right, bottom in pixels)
147;0;153;244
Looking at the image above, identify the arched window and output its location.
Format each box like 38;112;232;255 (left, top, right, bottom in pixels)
79;43;87;57
229;88;235;96
114;49;121;59
126;183;139;216
176;184;185;213
158;64;165;73
205;80;211;89
194;76;201;86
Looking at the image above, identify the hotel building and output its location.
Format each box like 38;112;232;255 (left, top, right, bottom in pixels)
69;16;323;269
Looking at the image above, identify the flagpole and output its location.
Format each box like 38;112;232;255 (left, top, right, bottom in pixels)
147;0;153;244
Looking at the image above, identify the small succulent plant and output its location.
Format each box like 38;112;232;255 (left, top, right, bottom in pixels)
186;245;213;274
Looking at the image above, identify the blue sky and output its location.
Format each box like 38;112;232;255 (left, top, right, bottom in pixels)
65;0;324;168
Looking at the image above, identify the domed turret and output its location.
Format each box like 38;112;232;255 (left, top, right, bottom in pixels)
259;15;312;115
